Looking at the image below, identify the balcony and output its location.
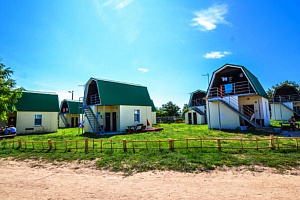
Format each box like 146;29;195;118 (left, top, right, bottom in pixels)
208;81;255;98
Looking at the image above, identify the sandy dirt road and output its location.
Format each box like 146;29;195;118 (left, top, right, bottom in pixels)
0;158;300;200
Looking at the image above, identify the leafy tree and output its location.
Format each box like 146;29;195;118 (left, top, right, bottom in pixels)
156;109;168;117
182;104;189;118
0;62;22;121
161;101;181;116
267;80;300;100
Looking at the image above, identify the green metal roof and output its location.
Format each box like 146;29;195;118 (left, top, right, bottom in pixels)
92;78;155;109
211;64;269;99
61;99;83;114
15;91;59;112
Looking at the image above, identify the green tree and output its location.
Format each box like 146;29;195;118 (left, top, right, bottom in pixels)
156;108;168;117
267;80;300;100
181;104;189;118
161;101;181;116
0;62;22;121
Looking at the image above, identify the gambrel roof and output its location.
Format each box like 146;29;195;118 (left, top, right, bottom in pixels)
15;90;59;112
209;64;269;99
86;78;156;111
60;99;83;114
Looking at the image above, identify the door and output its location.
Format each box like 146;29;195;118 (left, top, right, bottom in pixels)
188;113;192;124
193;112;197;124
75;117;79;127
112;112;117;132
71;117;75;128
8;117;17;127
105;113;111;132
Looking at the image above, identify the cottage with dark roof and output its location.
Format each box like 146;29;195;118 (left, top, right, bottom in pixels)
83;78;156;134
2;90;59;134
206;64;270;129
59;99;83;128
270;84;300;121
185;90;207;125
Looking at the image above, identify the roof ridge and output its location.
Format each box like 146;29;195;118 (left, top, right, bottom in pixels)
92;78;145;87
22;90;58;95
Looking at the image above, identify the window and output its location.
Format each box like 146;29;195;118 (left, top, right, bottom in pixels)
34;115;42;126
134;110;140;123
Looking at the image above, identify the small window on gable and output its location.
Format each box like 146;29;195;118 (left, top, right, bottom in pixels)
134;110;140;123
34;115;42;126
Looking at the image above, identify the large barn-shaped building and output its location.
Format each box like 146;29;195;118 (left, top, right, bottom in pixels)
82;78;156;134
206;64;270;130
59;99;83;128
185;90;207;125
1;90;59;134
270;84;300;121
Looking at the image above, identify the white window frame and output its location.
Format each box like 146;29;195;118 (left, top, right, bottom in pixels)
134;110;140;123
34;115;42;126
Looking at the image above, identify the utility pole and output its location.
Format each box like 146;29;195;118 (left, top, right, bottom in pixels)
68;90;74;100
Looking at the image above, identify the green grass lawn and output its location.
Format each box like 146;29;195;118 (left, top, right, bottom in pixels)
0;121;299;175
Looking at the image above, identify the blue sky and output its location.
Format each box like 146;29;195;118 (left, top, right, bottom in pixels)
1;0;300;109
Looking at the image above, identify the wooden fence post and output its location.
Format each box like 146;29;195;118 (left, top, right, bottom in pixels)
18;139;22;148
85;139;88;152
48;139;52;149
269;135;275;149
217;138;221;151
123;139;127;152
169;138;174;151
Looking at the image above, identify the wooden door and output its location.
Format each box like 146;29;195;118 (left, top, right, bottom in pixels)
188;113;192;124
112;112;117;132
75;117;79;127
105;113;111;132
193;112;197;124
71;117;75;127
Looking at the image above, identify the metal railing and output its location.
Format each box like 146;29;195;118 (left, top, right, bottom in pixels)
189;99;206;107
90;94;100;105
208;81;255;98
208;87;261;127
273;94;300;102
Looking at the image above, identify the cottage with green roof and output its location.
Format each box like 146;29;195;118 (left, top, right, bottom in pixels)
83;78;156;134
1;90;59;134
206;64;270;129
185;90;207;125
59;99;83;128
270;84;300;121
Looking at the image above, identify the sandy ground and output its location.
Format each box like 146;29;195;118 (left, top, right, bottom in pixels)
0;158;300;200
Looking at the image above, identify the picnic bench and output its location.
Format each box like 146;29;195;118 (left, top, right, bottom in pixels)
279;122;299;130
126;124;146;134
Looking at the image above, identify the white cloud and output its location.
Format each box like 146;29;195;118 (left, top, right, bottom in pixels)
191;4;229;31
101;0;133;9
138;68;149;73
116;0;133;9
204;51;231;59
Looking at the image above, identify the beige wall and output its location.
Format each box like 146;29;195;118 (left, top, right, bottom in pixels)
152;112;157;125
119;105;153;132
84;105;153;133
59;114;83;128
271;104;293;121
207;101;240;129
84;105;120;132
238;95;271;126
16;111;58;134
185;108;206;125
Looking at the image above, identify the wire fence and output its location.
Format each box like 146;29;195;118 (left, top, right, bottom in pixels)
0;135;299;152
